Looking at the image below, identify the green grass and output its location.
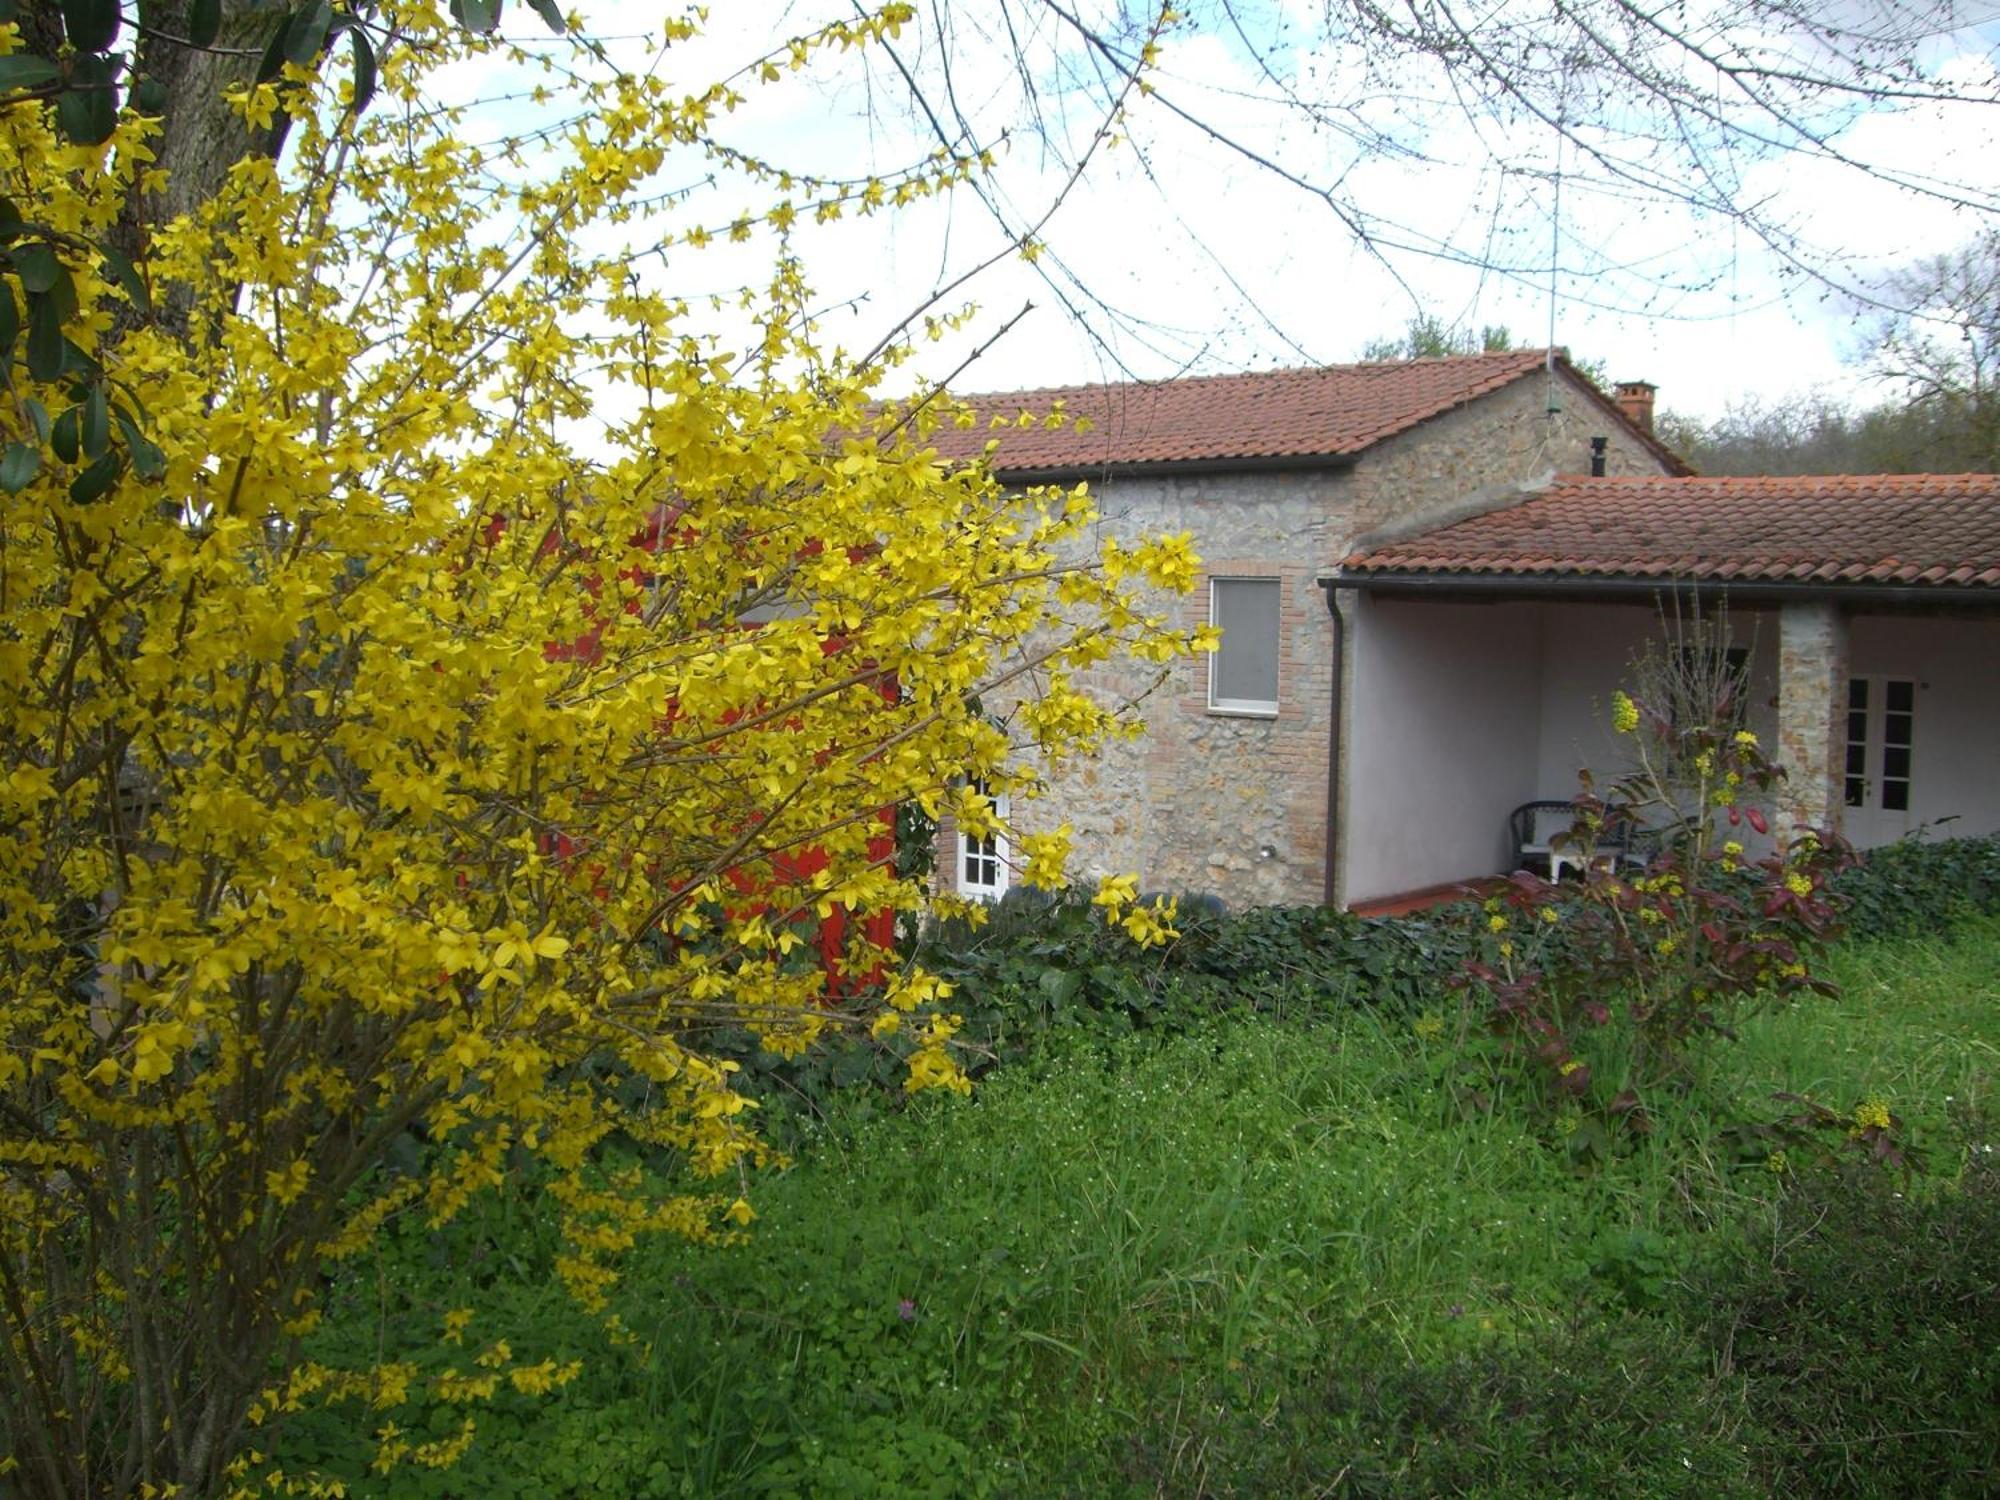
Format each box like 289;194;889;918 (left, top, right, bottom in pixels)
271;918;2000;1497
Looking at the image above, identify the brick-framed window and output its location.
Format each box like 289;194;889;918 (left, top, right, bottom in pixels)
957;780;1009;900
1208;576;1280;717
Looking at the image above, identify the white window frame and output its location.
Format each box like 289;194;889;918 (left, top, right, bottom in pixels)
1207;575;1281;718
957;781;1010;900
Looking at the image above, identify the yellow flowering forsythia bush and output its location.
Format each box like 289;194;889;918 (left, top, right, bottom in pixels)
0;6;1198;1493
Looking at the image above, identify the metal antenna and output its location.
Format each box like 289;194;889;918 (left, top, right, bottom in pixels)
1546;110;1564;417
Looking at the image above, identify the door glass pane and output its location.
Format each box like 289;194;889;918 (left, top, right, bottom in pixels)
1844;678;1869;807
1876;679;1915;817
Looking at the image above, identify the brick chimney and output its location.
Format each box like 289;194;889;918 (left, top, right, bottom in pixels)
1615;380;1656;435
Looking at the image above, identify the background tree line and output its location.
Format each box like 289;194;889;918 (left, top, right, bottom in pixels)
1364;229;2000;477
1664;229;2000;474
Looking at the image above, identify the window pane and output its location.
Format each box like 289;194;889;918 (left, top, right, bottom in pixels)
1848;678;1868;710
1845;743;1866;775
1883;782;1909;812
1211;578;1280;708
1884;745;1910;781
1845;777;1865;807
1887;679;1914;713
959;779;1008;896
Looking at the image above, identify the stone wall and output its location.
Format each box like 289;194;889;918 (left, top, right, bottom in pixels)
1775;601;1849;836
938;366;1679;909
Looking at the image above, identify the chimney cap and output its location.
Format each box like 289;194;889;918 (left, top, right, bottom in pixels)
1614;379;1657;395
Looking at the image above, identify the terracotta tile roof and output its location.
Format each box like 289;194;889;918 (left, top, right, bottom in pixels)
916;350;1683;474
1343;473;2000;589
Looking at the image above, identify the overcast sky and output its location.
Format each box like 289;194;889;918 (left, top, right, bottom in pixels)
459;2;2000;423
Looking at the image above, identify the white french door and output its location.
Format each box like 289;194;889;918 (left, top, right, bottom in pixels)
1843;676;1917;846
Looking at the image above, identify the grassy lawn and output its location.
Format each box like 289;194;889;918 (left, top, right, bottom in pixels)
274;917;2000;1497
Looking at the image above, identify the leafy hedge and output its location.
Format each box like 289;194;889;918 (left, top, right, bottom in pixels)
706;890;1490;1143
1832;833;2000;942
714;839;2000;1138
923;887;1482;1048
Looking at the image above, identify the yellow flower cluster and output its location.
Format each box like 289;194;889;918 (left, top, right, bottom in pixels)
1610;690;1640;734
1852;1097;1893;1133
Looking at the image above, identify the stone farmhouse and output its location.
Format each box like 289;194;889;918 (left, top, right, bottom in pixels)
923;351;2000;910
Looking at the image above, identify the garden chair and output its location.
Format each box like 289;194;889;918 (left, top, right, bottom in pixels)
1509;800;1624;882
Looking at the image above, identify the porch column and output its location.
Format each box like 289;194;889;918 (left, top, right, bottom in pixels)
1774;601;1848;839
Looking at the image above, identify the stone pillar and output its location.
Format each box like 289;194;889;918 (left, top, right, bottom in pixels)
1775;601;1848;838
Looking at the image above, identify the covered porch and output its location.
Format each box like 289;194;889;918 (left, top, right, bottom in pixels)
1325;475;2000;910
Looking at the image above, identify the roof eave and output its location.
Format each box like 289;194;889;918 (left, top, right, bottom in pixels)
991;450;1362;485
1327;569;2000;610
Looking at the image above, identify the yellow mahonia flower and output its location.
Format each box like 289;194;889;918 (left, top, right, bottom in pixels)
1852;1097;1892;1133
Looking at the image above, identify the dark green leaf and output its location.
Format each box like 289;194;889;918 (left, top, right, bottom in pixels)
113;407;165;481
0;285;15;354
0;54;60;94
527;0;566;32
23;397;49;443
26;292;62;381
81;385;107;461
0;199;23;241
57;339;96;378
100;247;149;313
68;450;122;504
54;52;119;146
0;441;38;493
0;2;18;24
189;0;222;49
13;242;60;294
61;0;119;52
46;263;77;322
451;0;503;35
256;14;291;83
285;1;334;67
129;75;168;114
51;405;79;464
348;27;376;114
129;436;165;481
